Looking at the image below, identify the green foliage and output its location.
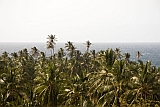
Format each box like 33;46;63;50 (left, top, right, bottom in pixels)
0;39;160;107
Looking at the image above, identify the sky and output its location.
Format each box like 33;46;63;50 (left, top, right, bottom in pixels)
0;0;160;42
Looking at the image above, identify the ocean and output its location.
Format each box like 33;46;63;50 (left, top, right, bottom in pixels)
0;42;160;67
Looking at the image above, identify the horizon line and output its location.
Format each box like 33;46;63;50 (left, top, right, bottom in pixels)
0;41;160;43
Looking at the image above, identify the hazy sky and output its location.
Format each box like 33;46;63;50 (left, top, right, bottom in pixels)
0;0;160;42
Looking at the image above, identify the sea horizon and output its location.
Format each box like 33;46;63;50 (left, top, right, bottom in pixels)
0;42;160;67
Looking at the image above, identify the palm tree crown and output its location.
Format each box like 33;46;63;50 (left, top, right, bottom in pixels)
46;34;57;55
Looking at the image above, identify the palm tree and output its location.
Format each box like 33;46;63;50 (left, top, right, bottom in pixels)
90;50;96;60
1;39;160;106
65;41;76;58
0;60;25;106
30;46;40;58
123;53;130;63
136;51;142;59
84;40;92;53
87;69;115;106
114;48;122;59
88;59;131;107
17;48;29;60
105;48;116;69
62;70;91;107
1;51;8;60
74;50;82;61
18;50;23;59
65;41;73;51
122;60;160;106
34;62;61;107
57;48;65;59
111;59;132;106
11;52;18;60
46;34;57;56
40;52;45;58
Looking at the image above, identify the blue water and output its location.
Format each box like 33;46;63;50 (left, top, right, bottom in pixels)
0;42;160;67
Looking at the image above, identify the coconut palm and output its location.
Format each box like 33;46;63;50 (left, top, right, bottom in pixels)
34;61;61;107
46;34;57;56
1;39;160;106
18;50;23;59
87;69;115;106
74;50;82;61
57;48;65;59
84;40;92;53
65;41;76;58
111;59;132;106
88;59;131;107
62;69;91;107
22;48;28;56
30;46;40;58
11;52;18;60
136;51;142;59
90;50;96;60
122;60;160;106
65;41;73;51
1;51;9;60
105;48;116;69
114;48;122;59
123;53;130;63
40;52;45;58
0;61;25;106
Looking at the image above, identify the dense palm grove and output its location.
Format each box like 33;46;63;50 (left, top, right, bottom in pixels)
0;35;160;107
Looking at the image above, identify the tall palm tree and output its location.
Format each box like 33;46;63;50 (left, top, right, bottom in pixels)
65;41;73;51
46;34;57;56
84;40;92;53
65;41;76;58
